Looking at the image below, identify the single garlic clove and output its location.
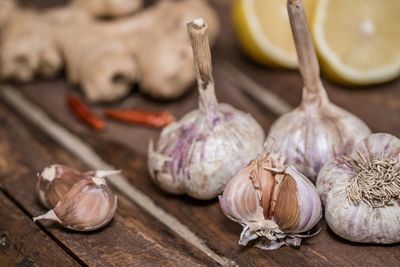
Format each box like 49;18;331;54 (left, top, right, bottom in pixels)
219;152;322;250
316;133;400;244
34;176;117;231
37;164;120;209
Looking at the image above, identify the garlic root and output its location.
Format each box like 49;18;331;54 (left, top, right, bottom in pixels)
316;133;400;244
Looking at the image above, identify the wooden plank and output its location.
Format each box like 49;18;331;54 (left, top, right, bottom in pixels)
11;80;400;266
0;102;219;266
2;0;399;266
0;191;80;266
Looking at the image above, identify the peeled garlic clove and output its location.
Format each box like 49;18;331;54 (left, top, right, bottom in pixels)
316;133;400;244
219;152;322;250
148;18;264;200
37;164;120;208
266;0;371;180
34;176;117;231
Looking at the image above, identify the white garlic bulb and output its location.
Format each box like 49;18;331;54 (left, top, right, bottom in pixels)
316;133;400;244
219;152;322;250
37;164;120;209
34;176;117;231
266;0;371;180
148;18;264;200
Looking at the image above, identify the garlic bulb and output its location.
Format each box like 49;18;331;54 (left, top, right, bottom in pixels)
148;18;264;200
34;176;117;231
266;0;371;180
316;133;400;244
37;164;120;208
219;152;322;250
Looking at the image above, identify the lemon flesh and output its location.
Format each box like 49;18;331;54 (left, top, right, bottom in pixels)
313;0;400;85
233;0;314;69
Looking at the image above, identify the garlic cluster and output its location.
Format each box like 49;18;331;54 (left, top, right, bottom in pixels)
266;0;371;180
219;151;322;250
148;18;264;200
316;133;400;244
34;165;118;231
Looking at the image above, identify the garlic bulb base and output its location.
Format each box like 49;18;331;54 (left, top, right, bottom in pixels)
317;133;400;244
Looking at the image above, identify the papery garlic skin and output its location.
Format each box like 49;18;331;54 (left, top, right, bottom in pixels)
37;164;120;209
316;133;400;243
34;176;117;231
148;18;265;200
219;153;322;250
267;98;371;180
149;102;264;200
266;0;371;181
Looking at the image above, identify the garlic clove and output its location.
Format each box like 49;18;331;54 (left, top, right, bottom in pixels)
219;152;322;250
272;173;300;231
316;133;400;244
34;176;117;231
37;164;120;209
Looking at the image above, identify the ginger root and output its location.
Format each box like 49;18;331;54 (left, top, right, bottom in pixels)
0;0;219;102
72;0;143;18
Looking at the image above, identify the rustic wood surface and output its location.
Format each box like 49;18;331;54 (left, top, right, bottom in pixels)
0;0;399;266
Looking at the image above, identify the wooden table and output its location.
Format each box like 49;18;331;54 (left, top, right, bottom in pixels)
1;1;399;266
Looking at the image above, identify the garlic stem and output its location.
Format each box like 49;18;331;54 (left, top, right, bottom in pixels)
287;0;326;103
187;18;219;118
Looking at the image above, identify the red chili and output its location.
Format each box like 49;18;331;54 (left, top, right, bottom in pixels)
67;95;105;130
105;109;175;128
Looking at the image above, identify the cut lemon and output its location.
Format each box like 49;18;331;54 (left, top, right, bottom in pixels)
313;0;400;85
232;0;315;68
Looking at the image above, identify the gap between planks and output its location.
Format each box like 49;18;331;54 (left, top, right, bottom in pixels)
0;86;235;267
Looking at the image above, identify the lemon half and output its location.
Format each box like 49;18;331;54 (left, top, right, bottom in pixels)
313;0;400;85
233;0;315;69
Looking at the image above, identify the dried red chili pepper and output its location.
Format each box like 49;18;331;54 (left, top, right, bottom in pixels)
105;109;175;128
67;95;105;130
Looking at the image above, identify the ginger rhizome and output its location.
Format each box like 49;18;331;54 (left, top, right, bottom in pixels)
0;0;219;102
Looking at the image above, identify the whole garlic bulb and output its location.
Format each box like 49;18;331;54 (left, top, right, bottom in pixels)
148;18;264;200
37;164;120;209
34;176;117;231
219;152;322;250
266;0;371;180
316;133;400;244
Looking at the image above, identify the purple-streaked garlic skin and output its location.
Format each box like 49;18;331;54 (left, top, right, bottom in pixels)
316;133;400;244
148;103;264;200
219;153;322;250
37;164;120;209
267;100;371;181
34;176;117;232
148;18;265;200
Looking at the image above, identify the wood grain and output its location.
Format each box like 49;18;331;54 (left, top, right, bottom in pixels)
0;103;217;267
1;0;400;266
0;191;80;266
